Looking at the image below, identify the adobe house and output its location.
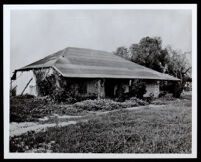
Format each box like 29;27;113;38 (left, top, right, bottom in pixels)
11;47;179;98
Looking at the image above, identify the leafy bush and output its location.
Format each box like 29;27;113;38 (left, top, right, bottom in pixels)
158;91;167;98
49;88;97;104
126;97;148;106
129;80;147;99
172;82;184;98
10;97;51;122
114;92;130;102
10;96;91;123
76;93;97;102
10;95;148;123
35;73;77;103
36;75;56;96
50;88;77;104
12;94;35;99
74;98;148;111
160;81;184;98
74;99;121;111
144;93;154;103
115;80;147;102
10;130;48;152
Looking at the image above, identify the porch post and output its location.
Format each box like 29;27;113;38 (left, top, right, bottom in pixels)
97;79;101;99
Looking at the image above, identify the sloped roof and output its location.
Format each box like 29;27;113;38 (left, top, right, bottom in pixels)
16;47;179;81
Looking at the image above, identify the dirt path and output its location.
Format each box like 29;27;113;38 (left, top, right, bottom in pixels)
10;121;78;137
10;104;165;137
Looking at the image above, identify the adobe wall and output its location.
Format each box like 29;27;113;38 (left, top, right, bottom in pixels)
86;79;129;98
68;79;105;98
12;68;54;96
12;70;38;96
71;79;129;98
143;82;160;98
12;70;160;99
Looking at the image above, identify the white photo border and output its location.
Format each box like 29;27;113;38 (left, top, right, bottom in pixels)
3;4;197;159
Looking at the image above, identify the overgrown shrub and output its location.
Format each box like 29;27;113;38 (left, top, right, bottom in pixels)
50;88;77;104
49;87;97;104
12;94;35;99
37;75;56;96
10;97;49;122
115;84;126;101
172;82;184;98
125;97;148;106
74;98;148;111
10;130;48;152
10;96;90;122
144;93;154;103
76;93;97;102
10;95;148;123
115;80;147;102
160;81;184;98
114;92;130;102
74;99;121;111
158;91;167;98
129;80;146;99
35;73;78;103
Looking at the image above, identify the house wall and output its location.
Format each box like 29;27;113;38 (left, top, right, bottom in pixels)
70;79;105;98
87;79;99;94
12;68;54;96
12;69;160;99
87;79;129;98
12;71;38;96
12;71;104;98
66;78;129;98
144;82;160;98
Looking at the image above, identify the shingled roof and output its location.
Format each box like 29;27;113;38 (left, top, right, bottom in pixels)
15;47;179;81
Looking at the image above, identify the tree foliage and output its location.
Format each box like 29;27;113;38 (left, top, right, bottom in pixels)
114;36;192;98
129;37;168;73
115;46;129;59
164;46;192;97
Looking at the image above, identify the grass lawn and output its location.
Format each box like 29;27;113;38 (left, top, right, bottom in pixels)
10;94;192;153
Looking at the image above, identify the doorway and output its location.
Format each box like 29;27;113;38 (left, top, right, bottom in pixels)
105;79;115;98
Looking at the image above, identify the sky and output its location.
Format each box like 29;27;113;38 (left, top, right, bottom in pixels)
10;9;192;74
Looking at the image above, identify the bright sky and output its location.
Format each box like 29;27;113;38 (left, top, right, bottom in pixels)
10;9;192;74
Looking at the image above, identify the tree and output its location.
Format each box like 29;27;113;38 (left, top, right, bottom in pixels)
165;46;192;97
129;36;166;73
114;46;130;59
115;36;192;98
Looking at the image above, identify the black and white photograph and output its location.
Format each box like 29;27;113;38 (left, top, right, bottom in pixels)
3;4;197;159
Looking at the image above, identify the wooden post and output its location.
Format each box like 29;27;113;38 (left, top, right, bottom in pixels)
21;78;33;95
97;79;101;100
12;85;17;96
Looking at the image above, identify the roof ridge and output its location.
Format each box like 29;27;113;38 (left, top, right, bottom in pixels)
52;47;69;67
66;47;112;54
